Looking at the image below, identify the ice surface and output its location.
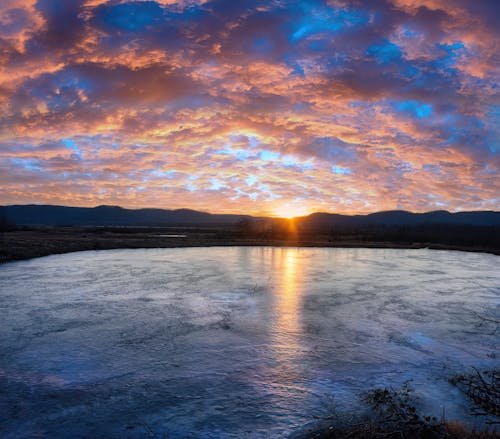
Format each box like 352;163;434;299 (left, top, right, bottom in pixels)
0;247;498;438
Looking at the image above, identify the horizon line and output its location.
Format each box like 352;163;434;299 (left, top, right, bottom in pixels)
2;203;499;219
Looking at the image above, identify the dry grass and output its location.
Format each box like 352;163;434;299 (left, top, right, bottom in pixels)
450;369;500;420
301;382;499;439
444;421;499;438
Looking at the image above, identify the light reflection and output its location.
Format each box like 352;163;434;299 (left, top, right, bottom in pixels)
270;248;306;372
277;249;300;338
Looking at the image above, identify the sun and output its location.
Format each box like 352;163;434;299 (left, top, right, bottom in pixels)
273;204;311;219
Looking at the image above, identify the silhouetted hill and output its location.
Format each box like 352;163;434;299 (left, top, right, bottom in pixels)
0;205;253;227
1;205;499;229
297;210;500;230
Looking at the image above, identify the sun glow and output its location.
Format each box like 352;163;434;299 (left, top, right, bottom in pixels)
273;203;311;219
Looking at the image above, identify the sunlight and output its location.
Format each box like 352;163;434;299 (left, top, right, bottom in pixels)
278;249;300;336
273;203;310;219
269;248;307;374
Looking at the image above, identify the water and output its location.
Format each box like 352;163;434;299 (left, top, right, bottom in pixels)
0;247;498;438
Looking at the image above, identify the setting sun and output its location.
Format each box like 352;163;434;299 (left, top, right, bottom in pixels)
273;204;311;219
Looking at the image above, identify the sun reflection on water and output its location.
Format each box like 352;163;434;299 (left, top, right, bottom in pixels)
270;248;307;377
276;249;300;338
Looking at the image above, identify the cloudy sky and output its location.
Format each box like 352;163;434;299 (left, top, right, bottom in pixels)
1;0;499;216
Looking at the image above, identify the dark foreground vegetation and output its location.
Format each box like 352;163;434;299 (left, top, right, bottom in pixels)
242;217;500;255
298;373;499;439
1;221;499;263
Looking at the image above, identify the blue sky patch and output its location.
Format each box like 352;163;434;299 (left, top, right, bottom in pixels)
396;100;432;118
331;165;351;175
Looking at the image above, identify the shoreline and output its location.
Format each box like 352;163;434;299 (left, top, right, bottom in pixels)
1;227;499;263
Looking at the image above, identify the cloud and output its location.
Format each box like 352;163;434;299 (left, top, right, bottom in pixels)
0;0;499;214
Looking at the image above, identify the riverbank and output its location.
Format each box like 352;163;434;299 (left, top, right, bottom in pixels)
1;226;499;263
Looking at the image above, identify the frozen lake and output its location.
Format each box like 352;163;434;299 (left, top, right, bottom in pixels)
0;247;498;438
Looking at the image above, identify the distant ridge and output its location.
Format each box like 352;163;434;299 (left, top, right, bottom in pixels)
0;204;253;227
297;209;500;229
1;205;499;228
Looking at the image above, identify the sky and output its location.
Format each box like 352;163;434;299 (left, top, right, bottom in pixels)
0;0;499;216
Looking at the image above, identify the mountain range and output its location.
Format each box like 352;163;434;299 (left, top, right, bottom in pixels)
2;204;499;228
